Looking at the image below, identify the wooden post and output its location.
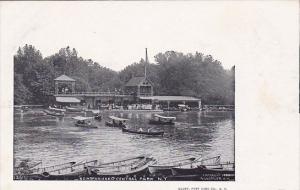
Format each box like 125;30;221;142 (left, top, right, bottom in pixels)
55;81;58;94
71;81;75;93
150;86;153;96
198;100;202;111
137;85;140;97
93;97;96;109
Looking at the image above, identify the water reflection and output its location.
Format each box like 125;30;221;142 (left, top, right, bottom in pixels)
14;109;234;166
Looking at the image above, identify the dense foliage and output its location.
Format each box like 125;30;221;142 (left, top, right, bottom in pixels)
14;45;235;105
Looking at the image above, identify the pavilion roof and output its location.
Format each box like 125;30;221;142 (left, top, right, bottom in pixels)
139;96;201;101
54;74;76;82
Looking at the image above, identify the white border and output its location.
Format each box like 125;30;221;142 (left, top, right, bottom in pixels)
1;1;299;190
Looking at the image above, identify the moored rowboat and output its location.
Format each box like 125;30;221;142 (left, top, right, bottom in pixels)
40;160;98;180
148;157;198;176
170;156;234;177
14;161;76;180
86;155;156;178
149;155;223;177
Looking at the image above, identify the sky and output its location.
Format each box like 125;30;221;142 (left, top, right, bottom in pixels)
0;1;296;71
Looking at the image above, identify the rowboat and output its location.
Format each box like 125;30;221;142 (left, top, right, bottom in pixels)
170;165;235;180
86;155;156;178
166;168;235;181
44;109;64;117
40;160;98;180
105;116;128;128
14;159;42;175
122;127;164;136
14;161;76;180
149;155;222;177
170;156;234;176
66;106;83;112
73;116;97;128
148;157;198;176
149;114;176;125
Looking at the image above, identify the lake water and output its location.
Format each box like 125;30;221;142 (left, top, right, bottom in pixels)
14;110;234;167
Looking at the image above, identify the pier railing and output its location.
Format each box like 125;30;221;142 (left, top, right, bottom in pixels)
54;91;152;97
203;105;235;111
54;91;126;96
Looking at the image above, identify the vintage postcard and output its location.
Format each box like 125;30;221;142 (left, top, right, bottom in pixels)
0;1;299;190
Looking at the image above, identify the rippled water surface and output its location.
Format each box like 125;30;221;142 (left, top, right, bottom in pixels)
14;110;234;166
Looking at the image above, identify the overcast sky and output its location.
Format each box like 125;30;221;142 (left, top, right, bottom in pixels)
1;1;295;71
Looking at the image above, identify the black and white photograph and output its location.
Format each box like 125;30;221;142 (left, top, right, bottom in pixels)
11;2;235;181
0;1;299;190
13;45;235;181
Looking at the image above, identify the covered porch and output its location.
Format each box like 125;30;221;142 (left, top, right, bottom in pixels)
139;96;201;110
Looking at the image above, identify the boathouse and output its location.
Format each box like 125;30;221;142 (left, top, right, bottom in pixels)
53;74;201;109
52;48;201;109
124;77;153;97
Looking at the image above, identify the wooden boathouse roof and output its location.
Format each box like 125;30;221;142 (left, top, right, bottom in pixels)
125;77;152;87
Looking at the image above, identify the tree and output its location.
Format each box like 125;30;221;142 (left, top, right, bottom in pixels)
14;44;52;104
14;73;32;104
154;51;234;104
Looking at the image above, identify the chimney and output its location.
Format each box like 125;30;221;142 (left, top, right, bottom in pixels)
145;48;148;78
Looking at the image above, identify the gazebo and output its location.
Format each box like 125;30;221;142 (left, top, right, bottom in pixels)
54;74;76;95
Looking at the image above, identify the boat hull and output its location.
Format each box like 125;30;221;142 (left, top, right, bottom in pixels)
89;166;149;178
148;165;173;176
87;158;156;178
166;173;234;181
14;161;78;180
40;169;88;180
14;173;44;180
122;127;164;136
148;158;197;176
171;167;235;177
66;107;83;112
